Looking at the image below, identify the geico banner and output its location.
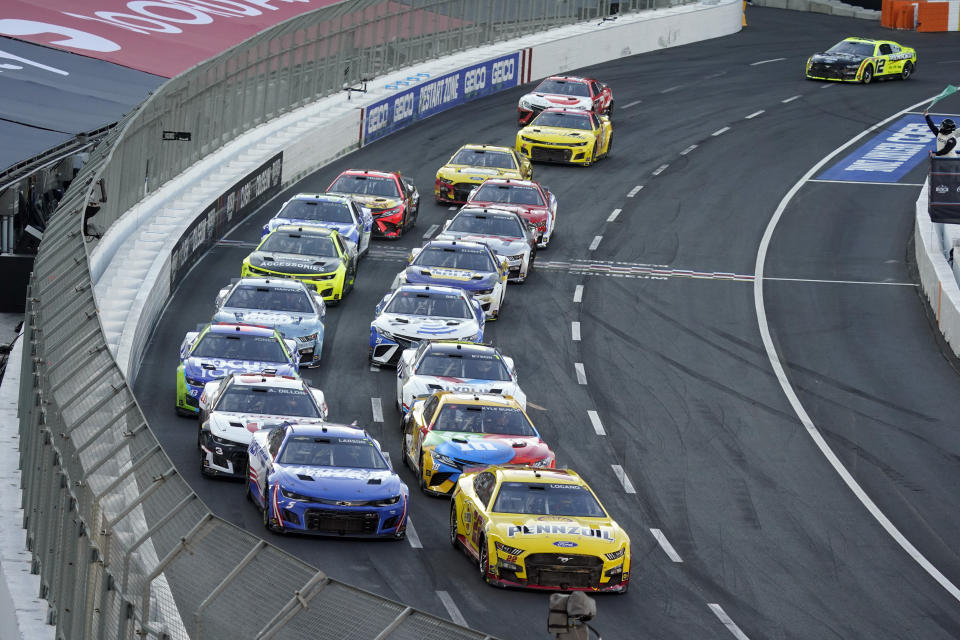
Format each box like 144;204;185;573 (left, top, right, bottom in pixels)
170;152;282;286
363;53;520;145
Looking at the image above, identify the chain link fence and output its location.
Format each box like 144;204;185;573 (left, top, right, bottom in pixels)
19;0;696;637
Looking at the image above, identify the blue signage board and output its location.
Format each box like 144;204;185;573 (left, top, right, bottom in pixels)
363;52;521;145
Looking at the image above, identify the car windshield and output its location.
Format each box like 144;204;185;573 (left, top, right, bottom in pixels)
413;246;496;272
531;111;592;130
492;482;606;517
432;404;534;435
277;199;354;223
826;41;874;57
329;174;400;198
416;351;510;380
215;386;320;417
224;285;314;313
278;435;388;469
384;291;473;319
259;232;338;257
191;333;287;362
534;78;590;97
447;212;525;238
472;184;544;206
450;149;517;169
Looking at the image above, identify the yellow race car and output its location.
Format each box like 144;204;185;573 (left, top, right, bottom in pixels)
516;107;612;166
450;466;630;593
435;144;533;204
806;37;917;84
240;225;358;303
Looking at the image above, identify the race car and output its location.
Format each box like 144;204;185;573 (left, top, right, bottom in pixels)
517;75;613;126
240;225;358;303
396;341;526;414
326;169;419;238
391;240;508;320
516;107;612;166
212;278;326;367
402;392;553;496
466;178;557;248
450;466;631;593
261;193;372;257
369;284;485;367
435;144;533;204
436;206;537;283
805;37;917;83
197;372;328;478
175;323;299;416
248;422;408;538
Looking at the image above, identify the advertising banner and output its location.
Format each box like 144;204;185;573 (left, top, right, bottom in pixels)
818;114;938;183
170;152;282;286
363;52;521;145
929;156;960;224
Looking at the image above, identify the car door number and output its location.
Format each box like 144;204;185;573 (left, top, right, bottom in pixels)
875;59;885;74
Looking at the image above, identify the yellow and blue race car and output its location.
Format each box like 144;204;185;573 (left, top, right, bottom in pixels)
450;466;630;592
240;225;358;303
435;144;533;204
806;37;917;84
516;107;612;166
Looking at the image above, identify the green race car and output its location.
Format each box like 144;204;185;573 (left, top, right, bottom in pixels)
805;37;917;84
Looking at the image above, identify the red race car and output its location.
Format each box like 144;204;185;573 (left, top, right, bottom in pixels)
466;178;557;248
327;169;420;239
517;75;613;127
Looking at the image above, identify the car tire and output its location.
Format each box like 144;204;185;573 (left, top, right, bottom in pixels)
901;62;913;80
478;535;490;583
861;64;873;84
449;503;461;549
245;472;254;502
605;133;613;158
584;146;596;167
175;406;194;418
606;100;614;120
418;452;430;495
262;484;274;531
199;450;209;477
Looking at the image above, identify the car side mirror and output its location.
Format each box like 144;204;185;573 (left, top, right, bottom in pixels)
313;293;327;318
215;287;231;308
284;339;299;359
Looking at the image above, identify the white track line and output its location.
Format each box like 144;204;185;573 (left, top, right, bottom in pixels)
587;410;605;435
607;208;621;222
808;179;925;187
573;285;583;303
745;110;764;119
781;95;801;104
627;185;643;197
821;83;834;89
406;516;423;549
611;464;636;493
436;590;466;626
448;206;456;210
680;144;698;156
574;362;587;385
750;57;785;65
764;276;915;286
589;235;602;250
622;99;642;109
754;96;960;605
652;164;669;176
371;397;383;422
712;126;731;137
650;528;683;562
422;223;439;239
660;85;683;93
708;604;750;640
369;364;379;372
571;322;581;341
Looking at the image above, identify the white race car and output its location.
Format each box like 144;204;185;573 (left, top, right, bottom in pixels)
396;340;526;414
197;372;328;478
435;206;537;283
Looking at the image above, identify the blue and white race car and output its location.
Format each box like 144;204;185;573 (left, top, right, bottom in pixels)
261;193;372;257
369;284;485;368
212;278;326;367
176;323;299;416
391;240;508;320
248;422;408;539
396;340;525;413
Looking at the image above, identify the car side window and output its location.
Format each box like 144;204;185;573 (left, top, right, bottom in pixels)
590;113;601;129
268;427;284;458
474;471;495;507
423;395;440;423
878;44;892;55
590;81;601;96
888;44;900;53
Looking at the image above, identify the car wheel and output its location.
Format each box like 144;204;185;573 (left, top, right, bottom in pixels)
262;484;274;531
901;62;913;80
175;406;194;418
606;100;614;119
199;450;209;476
478;535;490;583
861;64;873;84
418;452;430;494
584;146;596;167
449;503;460;549
605;133;613;158
245;472;254;502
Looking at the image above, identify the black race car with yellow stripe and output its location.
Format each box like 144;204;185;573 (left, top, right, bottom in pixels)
805;37;916;84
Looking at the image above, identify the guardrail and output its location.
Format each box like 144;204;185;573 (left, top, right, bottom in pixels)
18;1;719;638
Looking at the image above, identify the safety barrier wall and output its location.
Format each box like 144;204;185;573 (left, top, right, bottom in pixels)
16;0;745;637
915;180;960;354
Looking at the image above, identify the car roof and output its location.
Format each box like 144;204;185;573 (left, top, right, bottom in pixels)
272;224;337;237
339;169;398;179
233;277;308;291
543;75;590;83
541;107;593;116
287;193;351;204
456;143;514;153
435;391;521;409
393;283;465;297
422;239;490;252
207;323;276;337
228;373;304;388
424;341;497;356
493;466;583;484
286;423;368;439
473;178;540;189
456;206;524;219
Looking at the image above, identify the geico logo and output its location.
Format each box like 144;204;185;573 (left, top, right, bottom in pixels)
368;103;390;134
465;67;487;93
492;59;515;84
393;93;415;121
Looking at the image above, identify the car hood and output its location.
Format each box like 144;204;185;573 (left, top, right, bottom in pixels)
346;195;401;212
402;266;498;290
247;252;342;274
373;314;479;339
435;232;528;255
274;465;403;501
212;309;322;334
521;126;593;141
489;514;626;549
424;432;550;466
522;92;592;110
183;358;296;383
439;166;522;181
407;375;519;396
466;201;548;220
208;412;323;444
810;51;866;64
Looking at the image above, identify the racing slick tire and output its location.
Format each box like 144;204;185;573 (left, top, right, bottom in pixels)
176;406;195;418
418;452;430;495
605;133;613;159
478;535;491;584
584;146;597;167
901;62;913;80
861;64;873;84
262;483;282;533
245;472;254;502
606;100;614;120
449;503;461;549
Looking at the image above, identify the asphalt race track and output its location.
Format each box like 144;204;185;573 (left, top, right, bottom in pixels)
133;9;960;639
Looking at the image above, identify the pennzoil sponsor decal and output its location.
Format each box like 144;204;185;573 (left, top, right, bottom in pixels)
507;522;614;541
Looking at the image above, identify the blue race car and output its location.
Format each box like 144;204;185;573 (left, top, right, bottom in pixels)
176;323;299;416
392;240;508;320
248;422;408;538
212;278;326;367
369;284;485;367
262;193;373;257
